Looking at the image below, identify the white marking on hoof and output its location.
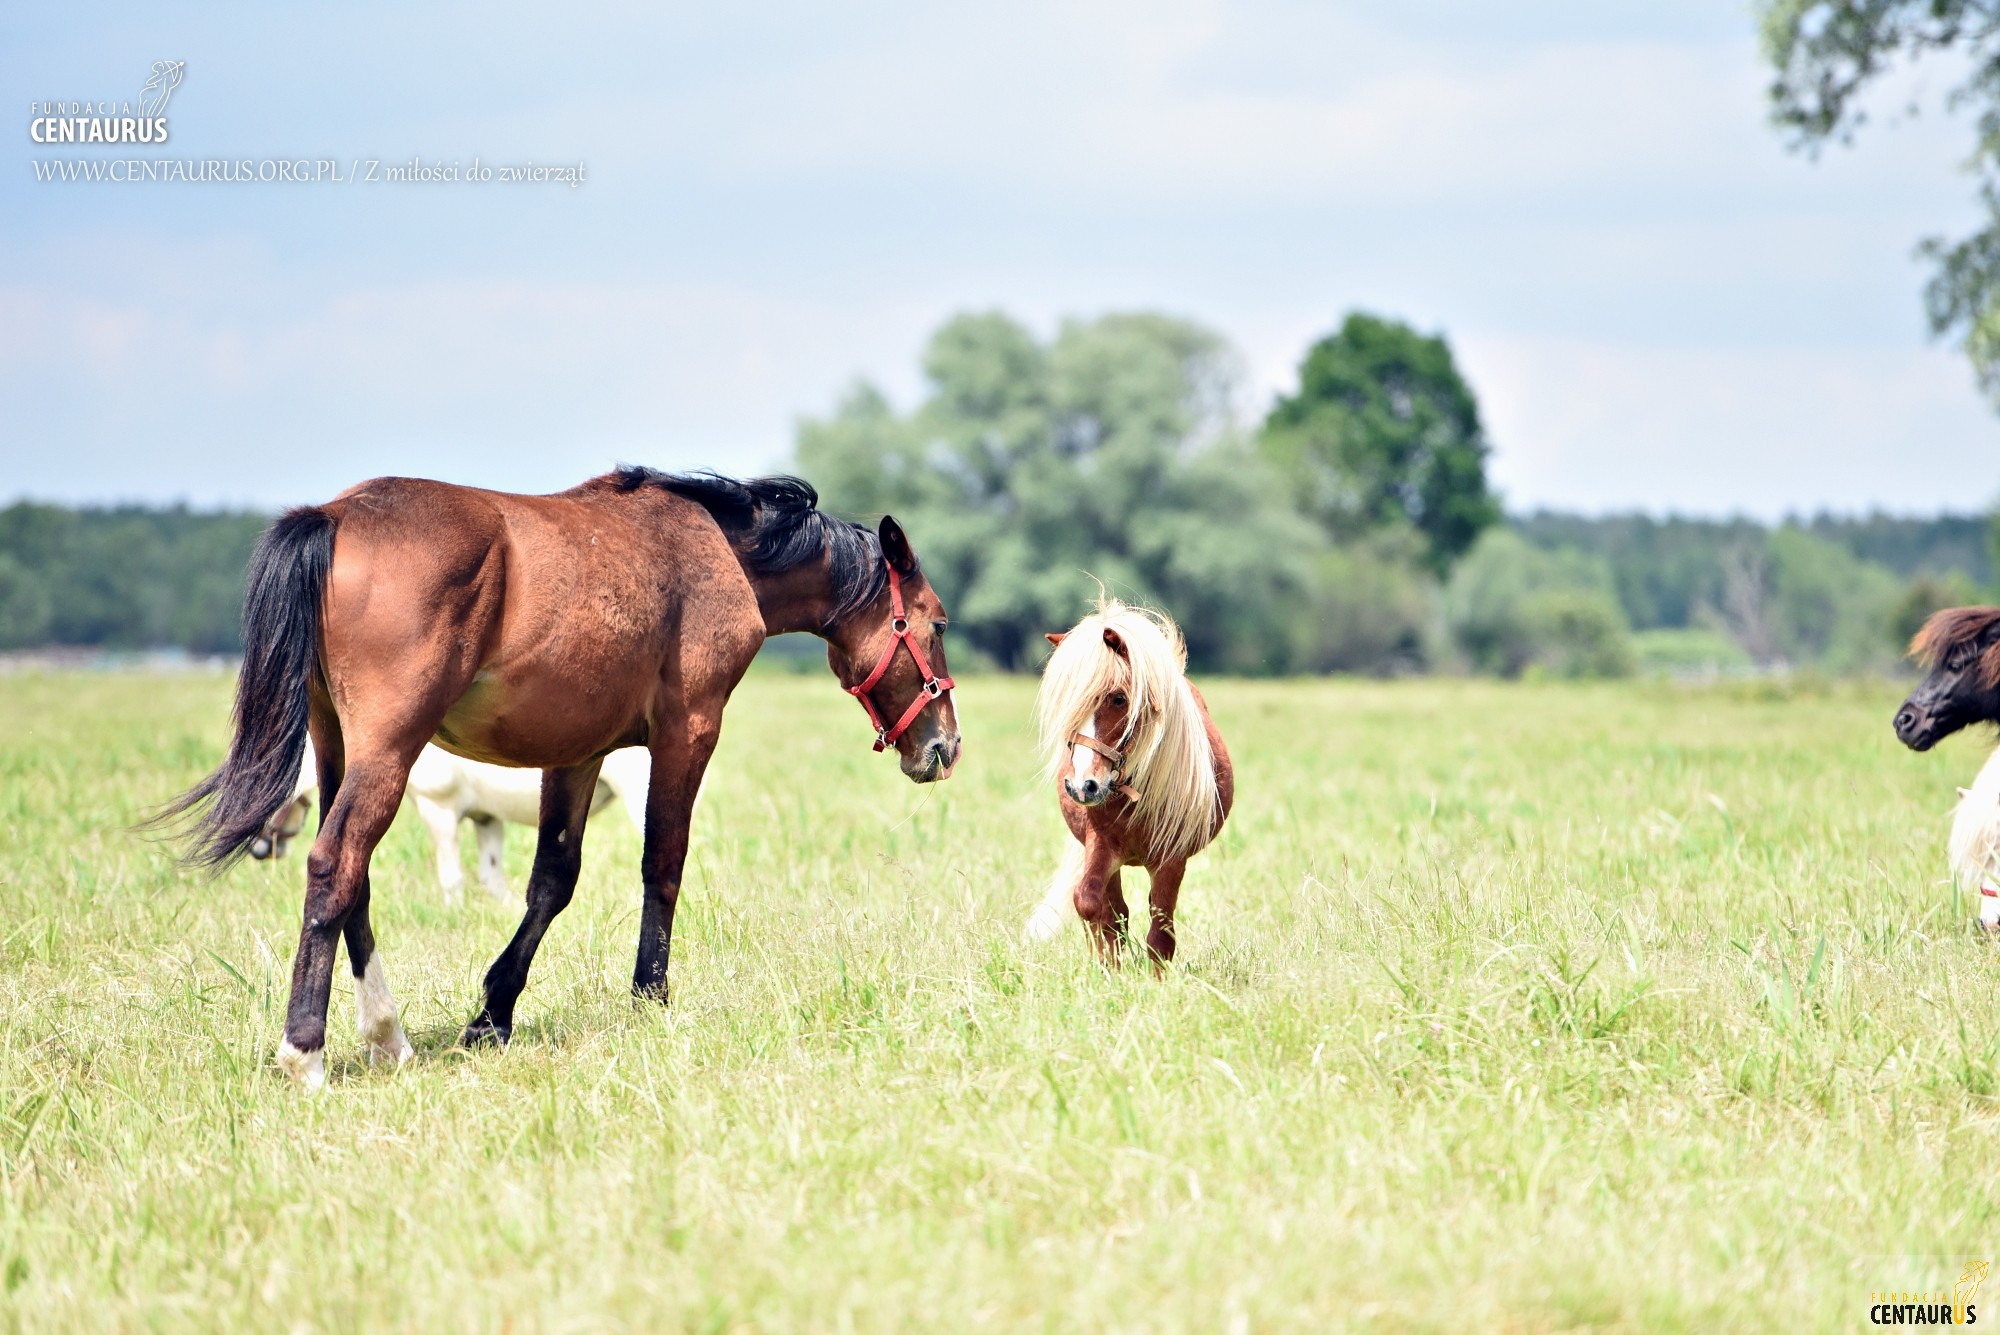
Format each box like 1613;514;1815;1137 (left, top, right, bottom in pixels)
276;1039;326;1093
355;955;415;1066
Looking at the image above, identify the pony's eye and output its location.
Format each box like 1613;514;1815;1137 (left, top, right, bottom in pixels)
931;620;947;637
1110;691;1128;708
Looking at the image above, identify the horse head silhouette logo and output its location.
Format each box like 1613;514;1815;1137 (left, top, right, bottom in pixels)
1958;1260;1990;1321
140;61;184;117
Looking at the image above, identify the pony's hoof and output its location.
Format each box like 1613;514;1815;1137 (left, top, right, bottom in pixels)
460;1017;510;1048
275;1039;326;1093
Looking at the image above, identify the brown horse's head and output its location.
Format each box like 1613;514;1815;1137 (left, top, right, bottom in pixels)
1897;606;2000;751
830;515;961;783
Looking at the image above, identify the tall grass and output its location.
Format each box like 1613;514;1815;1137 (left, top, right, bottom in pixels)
0;670;1995;1331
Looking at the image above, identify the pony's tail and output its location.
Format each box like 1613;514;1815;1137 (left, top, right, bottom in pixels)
1023;841;1085;943
149;506;335;868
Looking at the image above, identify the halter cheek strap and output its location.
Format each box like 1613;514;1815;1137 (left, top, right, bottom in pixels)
848;562;955;752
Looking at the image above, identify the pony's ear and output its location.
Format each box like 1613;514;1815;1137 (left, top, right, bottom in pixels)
878;516;917;576
1103;626;1127;658
1045;632;1066;647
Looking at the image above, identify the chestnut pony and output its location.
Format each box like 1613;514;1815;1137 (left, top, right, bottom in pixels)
159;469;959;1090
1022;602;1232;964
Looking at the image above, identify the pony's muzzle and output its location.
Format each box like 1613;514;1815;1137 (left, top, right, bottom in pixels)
1064;774;1110;807
1895;703;1939;751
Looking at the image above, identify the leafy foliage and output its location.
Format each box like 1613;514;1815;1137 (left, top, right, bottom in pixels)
1760;0;2000;398
1259;312;1500;573
797;310;1320;673
0;503;265;653
1441;530;1636;678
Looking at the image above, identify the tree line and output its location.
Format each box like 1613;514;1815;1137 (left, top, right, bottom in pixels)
2;308;1991;676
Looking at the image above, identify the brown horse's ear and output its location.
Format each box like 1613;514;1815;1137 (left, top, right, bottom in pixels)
1045;632;1066;647
878;515;918;576
1103;626;1127;657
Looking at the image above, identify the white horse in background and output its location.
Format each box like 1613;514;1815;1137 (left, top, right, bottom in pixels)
252;741;654;904
1951;749;2000;930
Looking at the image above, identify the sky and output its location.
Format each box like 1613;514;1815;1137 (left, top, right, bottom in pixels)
2;1;1994;518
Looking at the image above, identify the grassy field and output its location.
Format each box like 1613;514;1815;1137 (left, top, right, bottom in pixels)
1;668;1998;1331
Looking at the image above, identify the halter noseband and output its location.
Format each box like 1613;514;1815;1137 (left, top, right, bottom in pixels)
1067;732;1140;802
848;560;955;752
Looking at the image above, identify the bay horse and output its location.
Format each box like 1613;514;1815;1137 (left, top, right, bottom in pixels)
1021;601;1232;964
158;469;959;1091
1897;606;2000;928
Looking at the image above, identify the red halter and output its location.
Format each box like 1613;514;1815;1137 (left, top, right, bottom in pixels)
848;561;955;752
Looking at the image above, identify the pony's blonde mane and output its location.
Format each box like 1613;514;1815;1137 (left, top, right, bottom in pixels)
1037;600;1219;861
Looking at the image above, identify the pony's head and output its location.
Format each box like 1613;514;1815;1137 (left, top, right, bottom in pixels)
1898;606;2000;751
1037;601;1217;859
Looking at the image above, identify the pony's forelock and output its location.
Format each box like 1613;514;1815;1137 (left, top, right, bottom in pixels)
1912;606;2000;686
1036;600;1218;861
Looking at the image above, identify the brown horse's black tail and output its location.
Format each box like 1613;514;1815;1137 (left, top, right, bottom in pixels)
152;506;334;868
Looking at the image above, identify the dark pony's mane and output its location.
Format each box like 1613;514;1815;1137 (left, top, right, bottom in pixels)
1911;605;2000;683
611;467;889;622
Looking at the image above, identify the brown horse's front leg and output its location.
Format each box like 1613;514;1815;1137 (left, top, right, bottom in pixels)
462;759;604;1046
633;717;723;1002
1071;836;1127;964
1143;859;1187;970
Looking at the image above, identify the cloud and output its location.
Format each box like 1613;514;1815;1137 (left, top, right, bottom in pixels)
1459;331;1999;518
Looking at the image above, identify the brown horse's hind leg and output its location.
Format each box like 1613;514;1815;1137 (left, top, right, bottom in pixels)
461;759;604;1046
278;750;413;1092
1143;859;1186;970
633;715;725;1001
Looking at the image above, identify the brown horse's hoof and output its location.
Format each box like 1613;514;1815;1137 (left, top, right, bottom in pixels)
460;1016;510;1048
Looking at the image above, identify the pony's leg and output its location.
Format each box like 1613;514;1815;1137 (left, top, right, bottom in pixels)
472;815;510;901
1071;837;1128;964
1143;859;1187;969
462;759;604;1046
633;718;724;1001
412;794;465;905
277;742;412;1092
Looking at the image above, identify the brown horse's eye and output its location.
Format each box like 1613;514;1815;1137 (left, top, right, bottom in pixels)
1109;691;1128;708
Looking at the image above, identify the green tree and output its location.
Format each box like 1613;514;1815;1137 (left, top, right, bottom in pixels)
1441;529;1634;678
796;310;1320;672
1761;1;2000;400
1260;312;1500;573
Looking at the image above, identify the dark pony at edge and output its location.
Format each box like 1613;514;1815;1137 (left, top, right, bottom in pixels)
1895;606;2000;752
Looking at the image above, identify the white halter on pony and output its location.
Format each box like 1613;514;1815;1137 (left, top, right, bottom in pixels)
1035;600;1219;863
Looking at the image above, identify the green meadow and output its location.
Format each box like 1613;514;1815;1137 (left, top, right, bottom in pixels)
1;669;1996;1331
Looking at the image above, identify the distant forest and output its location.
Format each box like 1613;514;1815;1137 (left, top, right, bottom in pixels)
0;497;1991;671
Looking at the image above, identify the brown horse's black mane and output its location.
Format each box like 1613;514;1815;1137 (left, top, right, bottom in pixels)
1911;605;2000;682
612;467;890;621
